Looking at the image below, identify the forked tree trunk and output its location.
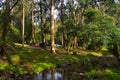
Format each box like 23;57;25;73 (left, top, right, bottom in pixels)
50;0;55;53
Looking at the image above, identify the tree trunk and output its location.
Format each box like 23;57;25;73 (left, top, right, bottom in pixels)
40;0;46;48
112;43;119;58
2;0;10;41
50;0;55;53
31;0;35;44
42;0;47;48
74;36;78;49
60;0;64;47
22;0;25;47
1;0;10;55
80;7;85;27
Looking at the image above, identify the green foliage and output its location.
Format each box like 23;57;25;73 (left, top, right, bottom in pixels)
9;24;20;36
79;7;120;50
56;18;77;49
84;7;102;23
87;69;120;80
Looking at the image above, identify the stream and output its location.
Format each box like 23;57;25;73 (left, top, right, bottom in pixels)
0;55;120;80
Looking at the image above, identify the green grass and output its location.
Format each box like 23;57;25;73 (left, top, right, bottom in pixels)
0;46;91;74
0;44;119;78
86;68;120;80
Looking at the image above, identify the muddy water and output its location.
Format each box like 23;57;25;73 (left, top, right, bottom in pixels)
0;55;120;80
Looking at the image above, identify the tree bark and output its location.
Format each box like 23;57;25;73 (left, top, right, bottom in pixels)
2;0;10;41
60;0;64;47
74;36;78;49
112;43;119;56
31;0;35;44
50;0;55;53
22;0;25;47
40;0;46;48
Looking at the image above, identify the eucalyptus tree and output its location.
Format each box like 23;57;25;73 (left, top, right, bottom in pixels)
102;0;120;56
38;0;48;48
50;0;55;53
60;0;65;47
31;0;35;44
0;0;19;40
0;0;19;62
22;0;25;47
55;0;79;50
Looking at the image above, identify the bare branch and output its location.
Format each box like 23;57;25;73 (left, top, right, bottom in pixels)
10;0;19;12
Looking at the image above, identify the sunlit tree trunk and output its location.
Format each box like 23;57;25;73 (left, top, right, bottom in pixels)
60;0;65;47
50;0;55;53
31;0;35;44
74;36;78;49
80;7;85;49
22;0;25;47
73;7;78;49
42;18;46;46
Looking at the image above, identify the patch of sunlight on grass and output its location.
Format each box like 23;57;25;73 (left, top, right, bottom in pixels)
0;63;8;70
89;52;103;57
14;43;29;47
33;62;55;72
101;47;108;51
11;55;20;64
105;69;113;74
71;56;80;61
28;49;32;53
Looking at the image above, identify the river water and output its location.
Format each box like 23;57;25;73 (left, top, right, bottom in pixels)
0;55;120;80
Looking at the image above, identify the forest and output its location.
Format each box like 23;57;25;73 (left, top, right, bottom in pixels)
0;0;120;80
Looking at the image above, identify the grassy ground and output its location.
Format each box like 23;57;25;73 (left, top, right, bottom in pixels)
0;44;92;74
0;44;120;80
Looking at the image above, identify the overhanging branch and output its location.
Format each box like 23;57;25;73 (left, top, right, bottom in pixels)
10;0;19;12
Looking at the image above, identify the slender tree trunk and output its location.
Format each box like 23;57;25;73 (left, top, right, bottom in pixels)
73;7;78;49
60;0;64;47
40;0;46;48
50;0;55;53
22;0;25;47
42;0;47;47
51;68;55;80
1;0;10;55
31;0;35;44
74;36;78;49
80;7;85;27
2;0;10;41
80;7;85;49
112;43;119;56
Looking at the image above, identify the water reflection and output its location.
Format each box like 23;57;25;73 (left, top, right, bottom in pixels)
0;56;119;80
34;56;120;80
34;70;62;80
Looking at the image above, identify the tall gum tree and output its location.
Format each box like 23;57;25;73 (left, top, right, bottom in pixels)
39;0;47;48
22;0;25;47
50;0;55;53
31;0;35;44
60;0;64;47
